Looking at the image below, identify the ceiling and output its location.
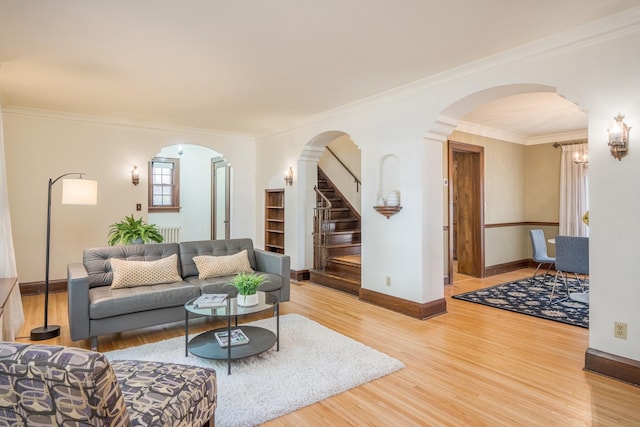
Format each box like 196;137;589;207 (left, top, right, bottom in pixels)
0;1;635;138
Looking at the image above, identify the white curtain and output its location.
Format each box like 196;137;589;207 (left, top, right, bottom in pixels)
559;143;589;237
0;105;25;340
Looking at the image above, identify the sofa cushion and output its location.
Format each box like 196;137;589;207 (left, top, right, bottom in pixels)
112;360;217;427
110;254;182;289
185;272;283;295
0;342;130;426
84;243;181;288
193;250;253;279
179;239;257;279
90;281;200;319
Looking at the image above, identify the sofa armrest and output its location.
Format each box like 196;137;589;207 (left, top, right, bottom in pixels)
254;249;290;302
67;262;91;341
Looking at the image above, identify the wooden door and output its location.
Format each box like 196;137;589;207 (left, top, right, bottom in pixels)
448;142;485;280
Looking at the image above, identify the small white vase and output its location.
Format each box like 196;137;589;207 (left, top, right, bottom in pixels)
237;293;259;306
386;190;400;207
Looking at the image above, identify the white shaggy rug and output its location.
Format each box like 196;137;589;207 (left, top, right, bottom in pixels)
105;313;404;427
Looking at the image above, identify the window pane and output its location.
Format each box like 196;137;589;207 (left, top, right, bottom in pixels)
149;157;179;210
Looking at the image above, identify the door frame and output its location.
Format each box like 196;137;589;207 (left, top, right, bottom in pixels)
211;157;231;240
447;141;485;282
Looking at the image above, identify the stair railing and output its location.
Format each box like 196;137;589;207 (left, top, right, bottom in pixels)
326;146;361;192
313;186;332;271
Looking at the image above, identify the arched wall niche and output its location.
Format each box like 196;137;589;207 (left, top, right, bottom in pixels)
377;154;401;206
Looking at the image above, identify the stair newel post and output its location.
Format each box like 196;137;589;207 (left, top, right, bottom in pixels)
313;186;332;272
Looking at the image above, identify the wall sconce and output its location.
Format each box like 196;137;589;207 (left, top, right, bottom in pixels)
284;166;293;186
177;144;184;156
608;114;631;161
131;165;140;185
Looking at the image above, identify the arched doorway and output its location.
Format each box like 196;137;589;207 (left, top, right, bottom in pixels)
431;84;586;284
297;131;362;293
149;143;229;242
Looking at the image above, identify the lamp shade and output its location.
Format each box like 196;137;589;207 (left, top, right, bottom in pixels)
61;179;98;205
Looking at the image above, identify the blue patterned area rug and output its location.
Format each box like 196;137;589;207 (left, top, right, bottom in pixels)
452;275;589;328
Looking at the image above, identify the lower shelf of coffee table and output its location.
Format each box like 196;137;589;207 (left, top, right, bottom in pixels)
187;325;276;360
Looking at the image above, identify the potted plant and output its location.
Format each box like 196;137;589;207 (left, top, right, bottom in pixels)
107;214;164;246
231;272;267;306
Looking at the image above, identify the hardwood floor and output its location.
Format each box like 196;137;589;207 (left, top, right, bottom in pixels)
16;268;640;426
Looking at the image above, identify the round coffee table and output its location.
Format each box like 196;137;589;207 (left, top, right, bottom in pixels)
184;291;279;374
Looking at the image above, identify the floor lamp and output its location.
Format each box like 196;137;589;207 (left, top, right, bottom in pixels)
30;173;98;341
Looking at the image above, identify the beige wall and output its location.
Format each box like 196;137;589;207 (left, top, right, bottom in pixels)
525;142;560;222
444;131;561;268
3;108;256;283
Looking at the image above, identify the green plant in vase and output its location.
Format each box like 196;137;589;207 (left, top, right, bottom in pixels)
107;214;164;246
231;272;267;306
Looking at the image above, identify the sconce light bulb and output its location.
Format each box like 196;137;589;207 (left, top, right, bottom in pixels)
607;113;631;161
131;165;140;185
284;166;293;186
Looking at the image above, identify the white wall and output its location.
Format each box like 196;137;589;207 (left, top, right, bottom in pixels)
319;135;362;213
3;109;255;283
255;11;640;363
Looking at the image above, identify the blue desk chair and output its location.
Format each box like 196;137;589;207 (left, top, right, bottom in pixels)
551;235;589;303
529;229;555;282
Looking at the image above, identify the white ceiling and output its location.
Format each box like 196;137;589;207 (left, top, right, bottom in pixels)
0;1;634;137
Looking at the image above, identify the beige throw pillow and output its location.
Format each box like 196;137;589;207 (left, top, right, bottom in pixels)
193;250;254;279
110;254;182;289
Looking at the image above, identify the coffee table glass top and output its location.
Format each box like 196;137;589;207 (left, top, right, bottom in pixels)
185;291;277;317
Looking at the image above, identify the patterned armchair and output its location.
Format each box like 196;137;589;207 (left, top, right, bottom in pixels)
0;342;216;426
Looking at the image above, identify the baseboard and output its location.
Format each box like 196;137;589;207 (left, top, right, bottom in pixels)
584;348;640;387
484;259;532;277
290;269;310;281
359;288;447;320
20;279;67;296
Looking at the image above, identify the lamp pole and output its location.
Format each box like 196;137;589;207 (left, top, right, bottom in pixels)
30;172;85;341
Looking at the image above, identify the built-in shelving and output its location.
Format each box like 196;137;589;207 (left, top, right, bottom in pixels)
265;189;285;254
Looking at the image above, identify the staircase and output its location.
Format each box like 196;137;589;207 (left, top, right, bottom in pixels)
309;168;362;295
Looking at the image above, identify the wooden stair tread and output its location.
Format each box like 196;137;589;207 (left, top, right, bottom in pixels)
324;243;361;249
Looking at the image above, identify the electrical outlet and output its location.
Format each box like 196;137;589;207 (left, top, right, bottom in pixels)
614;321;627;339
386;276;391;287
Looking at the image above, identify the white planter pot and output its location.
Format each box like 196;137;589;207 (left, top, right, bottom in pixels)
237;293;259;306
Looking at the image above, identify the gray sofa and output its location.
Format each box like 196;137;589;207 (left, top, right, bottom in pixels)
67;238;290;350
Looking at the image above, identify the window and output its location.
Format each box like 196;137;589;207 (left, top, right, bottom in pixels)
148;157;180;212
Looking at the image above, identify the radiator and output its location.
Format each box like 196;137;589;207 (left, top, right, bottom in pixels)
158;226;181;243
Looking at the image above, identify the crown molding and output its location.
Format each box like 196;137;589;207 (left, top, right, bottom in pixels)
258;6;640;140
2;106;254;140
526;129;588;145
455;120;588;145
455;121;528;145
